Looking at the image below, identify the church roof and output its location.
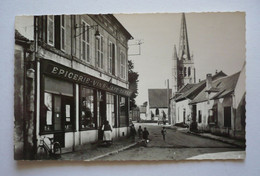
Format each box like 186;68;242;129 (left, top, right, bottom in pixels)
148;89;172;108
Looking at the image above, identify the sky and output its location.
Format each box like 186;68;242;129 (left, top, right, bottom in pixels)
114;12;246;106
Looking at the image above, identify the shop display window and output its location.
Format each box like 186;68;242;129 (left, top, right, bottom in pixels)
41;77;74;133
106;93;117;127
119;96;128;127
80;86;96;130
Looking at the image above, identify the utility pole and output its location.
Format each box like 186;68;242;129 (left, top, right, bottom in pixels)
166;79;170;125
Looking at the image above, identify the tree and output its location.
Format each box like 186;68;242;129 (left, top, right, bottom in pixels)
128;60;139;109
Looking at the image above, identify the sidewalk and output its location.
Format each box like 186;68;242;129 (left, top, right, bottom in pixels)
60;137;140;161
184;129;246;149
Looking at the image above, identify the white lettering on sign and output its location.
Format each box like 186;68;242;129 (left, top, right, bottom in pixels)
46;63;131;96
51;67;59;74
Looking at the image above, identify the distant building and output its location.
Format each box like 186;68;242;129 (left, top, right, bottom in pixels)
148;89;172;121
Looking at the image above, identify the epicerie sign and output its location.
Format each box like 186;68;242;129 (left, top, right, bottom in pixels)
41;60;131;97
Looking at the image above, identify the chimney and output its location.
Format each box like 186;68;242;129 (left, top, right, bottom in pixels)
206;74;212;90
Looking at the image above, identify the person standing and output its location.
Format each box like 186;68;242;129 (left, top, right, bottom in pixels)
142;127;149;141
102;120;113;145
137;126;143;139
130;124;137;142
161;127;167;141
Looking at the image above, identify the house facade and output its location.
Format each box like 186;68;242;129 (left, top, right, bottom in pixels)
14;14;133;159
172;71;226;126
190;71;245;139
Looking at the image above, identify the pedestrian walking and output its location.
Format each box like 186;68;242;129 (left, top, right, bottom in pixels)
137;126;143;139
130;124;137;142
143;127;149;140
161;127;167;141
142;127;150;146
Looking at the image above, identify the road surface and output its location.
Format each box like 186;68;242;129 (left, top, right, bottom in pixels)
98;123;244;161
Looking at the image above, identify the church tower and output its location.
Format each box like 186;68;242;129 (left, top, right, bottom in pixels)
172;13;196;93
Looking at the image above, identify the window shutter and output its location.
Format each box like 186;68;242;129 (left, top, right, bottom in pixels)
54;15;61;49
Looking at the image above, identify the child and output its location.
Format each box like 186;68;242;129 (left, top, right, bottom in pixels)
161;127;167;141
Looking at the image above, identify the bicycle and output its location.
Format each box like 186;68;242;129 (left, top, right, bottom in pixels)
35;136;62;160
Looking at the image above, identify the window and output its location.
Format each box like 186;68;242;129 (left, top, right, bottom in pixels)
96;36;104;68
81;21;90;62
61;15;65;51
108;42;116;74
119;96;128;127
155;108;159;116
120;51;126;79
106;93;117;127
224;106;231;127
47;15;54;46
198;110;202;123
47;15;66;51
80;86;96;130
184;67;187;77
188;67;191;77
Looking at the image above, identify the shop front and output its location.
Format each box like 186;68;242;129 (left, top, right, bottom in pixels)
38;59;131;152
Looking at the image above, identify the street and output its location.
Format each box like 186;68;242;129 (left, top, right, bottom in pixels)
97;123;244;160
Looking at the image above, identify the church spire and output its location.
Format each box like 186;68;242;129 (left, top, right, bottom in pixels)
178;13;191;60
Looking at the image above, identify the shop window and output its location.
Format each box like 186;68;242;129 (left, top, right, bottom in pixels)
80;86;96;130
106;93;117;127
96;36;104;68
108;42;116;75
120;51;126;79
41;77;74;133
119;96;128;127
81;20;90;62
42;92;74;133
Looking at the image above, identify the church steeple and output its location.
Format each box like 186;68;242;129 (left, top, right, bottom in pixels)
172;13;196;93
178;13;191;61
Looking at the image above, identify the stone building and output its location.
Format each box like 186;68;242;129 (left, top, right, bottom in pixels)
14;14;133;159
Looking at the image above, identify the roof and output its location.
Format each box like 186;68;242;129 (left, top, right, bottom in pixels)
190;72;240;104
148;89;172;108
90;14;133;40
174;71;227;102
15;29;30;42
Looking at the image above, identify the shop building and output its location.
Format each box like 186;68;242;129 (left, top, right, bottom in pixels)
14;14;133;159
